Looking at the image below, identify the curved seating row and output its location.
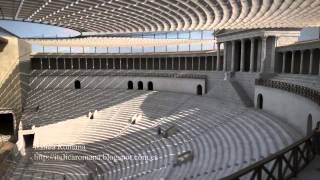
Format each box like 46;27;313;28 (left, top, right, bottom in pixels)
9;89;301;180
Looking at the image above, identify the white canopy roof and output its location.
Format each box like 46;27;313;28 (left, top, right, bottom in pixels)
0;0;319;33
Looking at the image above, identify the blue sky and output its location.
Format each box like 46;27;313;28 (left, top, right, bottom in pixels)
2;19;317;54
0;20;80;38
0;20;214;39
0;20;215;53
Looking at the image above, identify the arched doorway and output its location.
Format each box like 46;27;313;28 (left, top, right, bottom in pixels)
148;81;153;91
197;85;203;96
24;134;35;148
307;114;313;135
0;113;14;135
138;81;143;90
128;81;133;90
74;80;81;89
257;94;263;109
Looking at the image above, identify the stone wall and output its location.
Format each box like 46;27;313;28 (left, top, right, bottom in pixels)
255;86;320;135
29;75;206;95
0;31;31;139
232;72;259;101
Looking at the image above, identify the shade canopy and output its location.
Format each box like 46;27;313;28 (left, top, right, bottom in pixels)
0;0;319;33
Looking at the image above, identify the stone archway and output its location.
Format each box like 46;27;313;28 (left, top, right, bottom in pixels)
0;113;14;136
307;114;313;136
138;81;143;90
197;85;203;96
128;81;134;90
257;94;263;109
148;81;154;91
74;80;81;89
23;134;35;148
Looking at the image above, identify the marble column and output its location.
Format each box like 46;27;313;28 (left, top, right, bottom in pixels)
133;58;135;69
282;52;286;73
192;57;194;71
240;39;245;72
126;59;129;69
300;50;304;74
216;43;221;71
40;58;43;70
260;37;267;73
231;41;236;72
319;55;320;76
249;38;255;72
309;49;314;75
223;42;227;71
212;56;214;71
319;55;320;75
291;51;295;74
205;56;208;71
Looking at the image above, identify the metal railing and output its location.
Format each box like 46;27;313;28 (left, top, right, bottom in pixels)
255;79;320;105
221;128;319;180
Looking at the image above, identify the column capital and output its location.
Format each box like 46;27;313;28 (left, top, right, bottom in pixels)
249;37;255;72
240;38;246;72
261;36;268;41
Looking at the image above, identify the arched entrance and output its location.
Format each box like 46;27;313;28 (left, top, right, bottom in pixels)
257;94;263;109
24;134;35;148
197;85;203;96
0;113;14;135
138;81;143;90
74;80;81;89
128;81;133;90
148;81;153;91
307;114;313;135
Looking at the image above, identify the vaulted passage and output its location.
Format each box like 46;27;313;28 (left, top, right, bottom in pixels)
74;80;81;89
138;81;143;90
197;85;203;96
257;94;263;109
24;134;35;148
0;113;14;135
148;81;153;91
128;81;134;90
